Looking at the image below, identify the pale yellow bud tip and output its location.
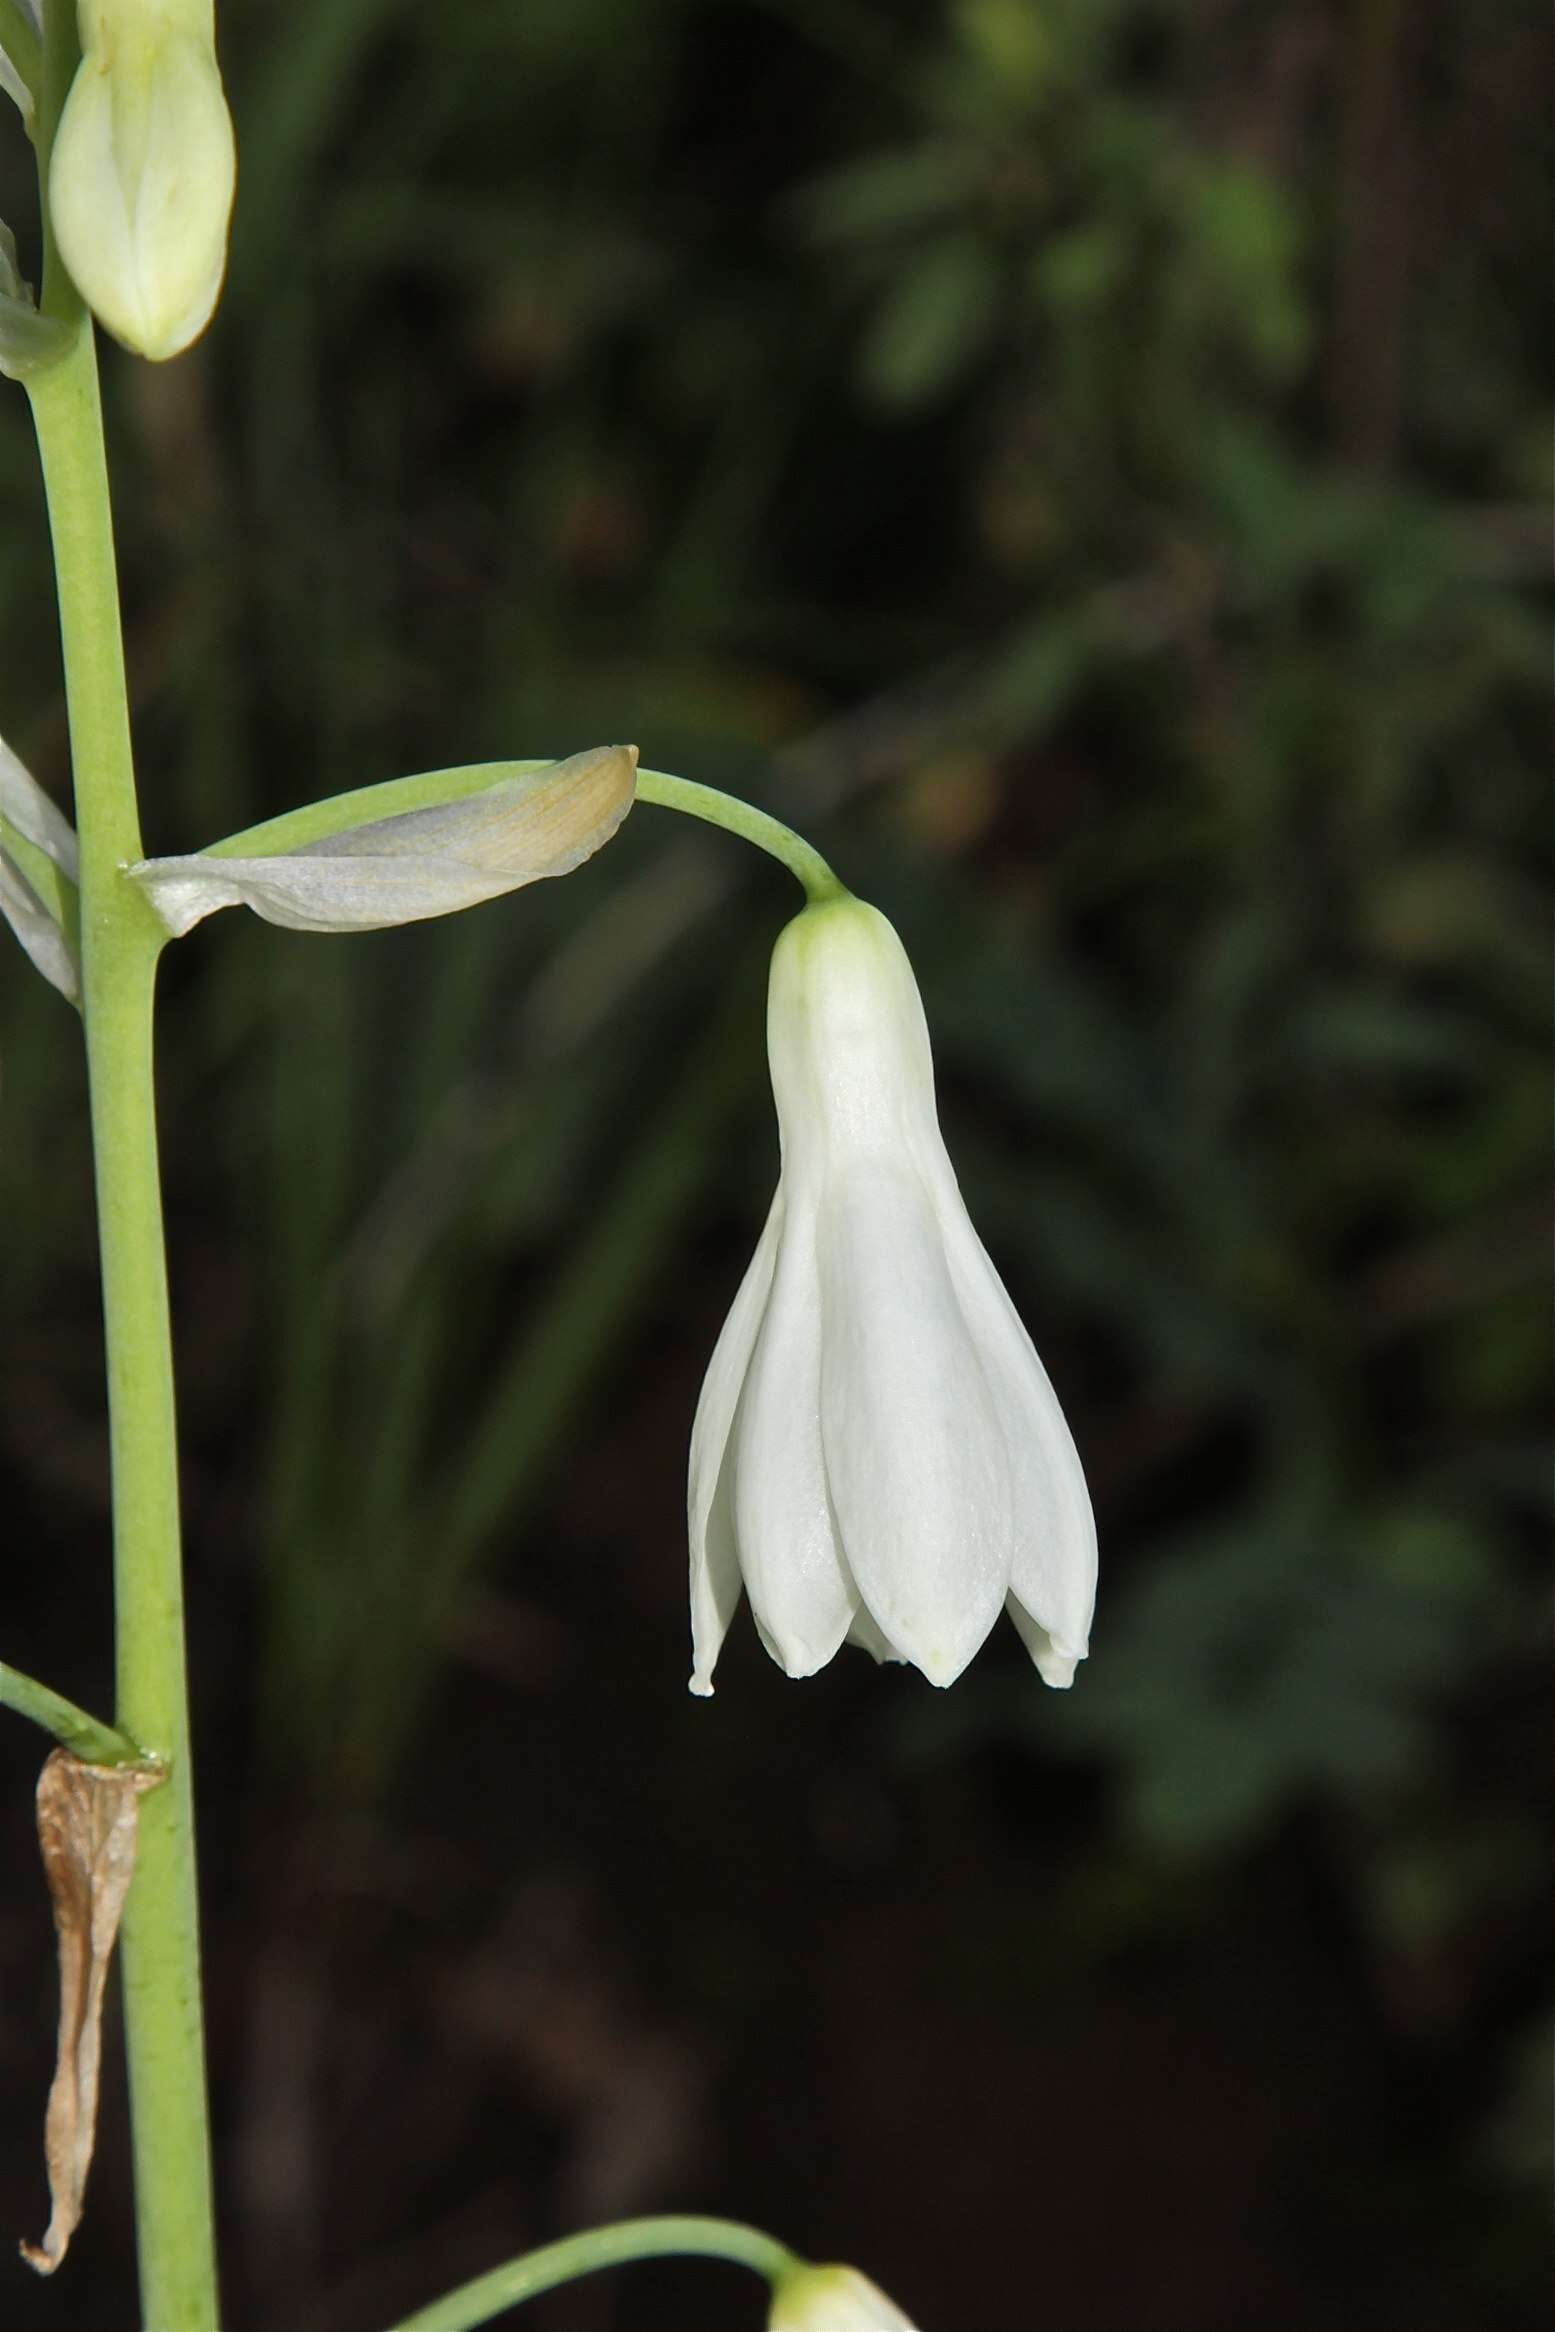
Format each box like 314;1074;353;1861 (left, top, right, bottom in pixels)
769;2263;920;2332
49;12;235;361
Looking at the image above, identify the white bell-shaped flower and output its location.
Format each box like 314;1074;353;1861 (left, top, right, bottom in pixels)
689;894;1096;1694
768;2262;919;2331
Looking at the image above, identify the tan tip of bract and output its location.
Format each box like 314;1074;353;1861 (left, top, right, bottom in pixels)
441;743;636;880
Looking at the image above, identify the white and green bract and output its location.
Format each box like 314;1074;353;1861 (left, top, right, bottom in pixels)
689;894;1096;1694
768;2263;920;2332
129;746;638;936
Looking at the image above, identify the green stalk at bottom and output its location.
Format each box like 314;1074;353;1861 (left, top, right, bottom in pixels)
28;319;220;2330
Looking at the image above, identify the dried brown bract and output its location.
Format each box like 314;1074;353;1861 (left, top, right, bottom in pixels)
20;1749;162;2275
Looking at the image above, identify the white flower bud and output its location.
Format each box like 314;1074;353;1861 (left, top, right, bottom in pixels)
49;0;235;361
129;745;638;937
769;2263;919;2332
689;894;1096;1694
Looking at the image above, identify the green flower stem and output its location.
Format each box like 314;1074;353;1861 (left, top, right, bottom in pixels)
379;2216;799;2332
185;758;842;907
0;1658;148;1766
27;326;221;2331
635;767;844;903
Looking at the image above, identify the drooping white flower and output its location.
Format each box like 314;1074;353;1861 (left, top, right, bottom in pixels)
129;745;638;936
768;2262;919;2332
689;893;1096;1694
48;0;236;361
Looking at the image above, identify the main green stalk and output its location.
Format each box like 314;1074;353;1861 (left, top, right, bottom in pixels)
27;308;221;2332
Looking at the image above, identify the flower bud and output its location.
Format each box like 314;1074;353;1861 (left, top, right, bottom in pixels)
49;1;235;361
769;2263;919;2332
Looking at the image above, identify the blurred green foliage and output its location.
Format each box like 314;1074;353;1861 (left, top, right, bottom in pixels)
4;0;1546;1792
0;0;1548;2256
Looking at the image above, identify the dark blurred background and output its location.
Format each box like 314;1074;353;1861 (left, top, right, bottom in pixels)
1;1;1550;2326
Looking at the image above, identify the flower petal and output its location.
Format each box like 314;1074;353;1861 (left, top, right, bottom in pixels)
921;1151;1097;1682
817;1159;1010;1685
733;1190;857;1678
1006;1593;1080;1689
687;1190;784;1696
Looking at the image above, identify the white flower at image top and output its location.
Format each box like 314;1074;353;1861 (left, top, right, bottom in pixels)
769;2263;920;2332
689;892;1097;1695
